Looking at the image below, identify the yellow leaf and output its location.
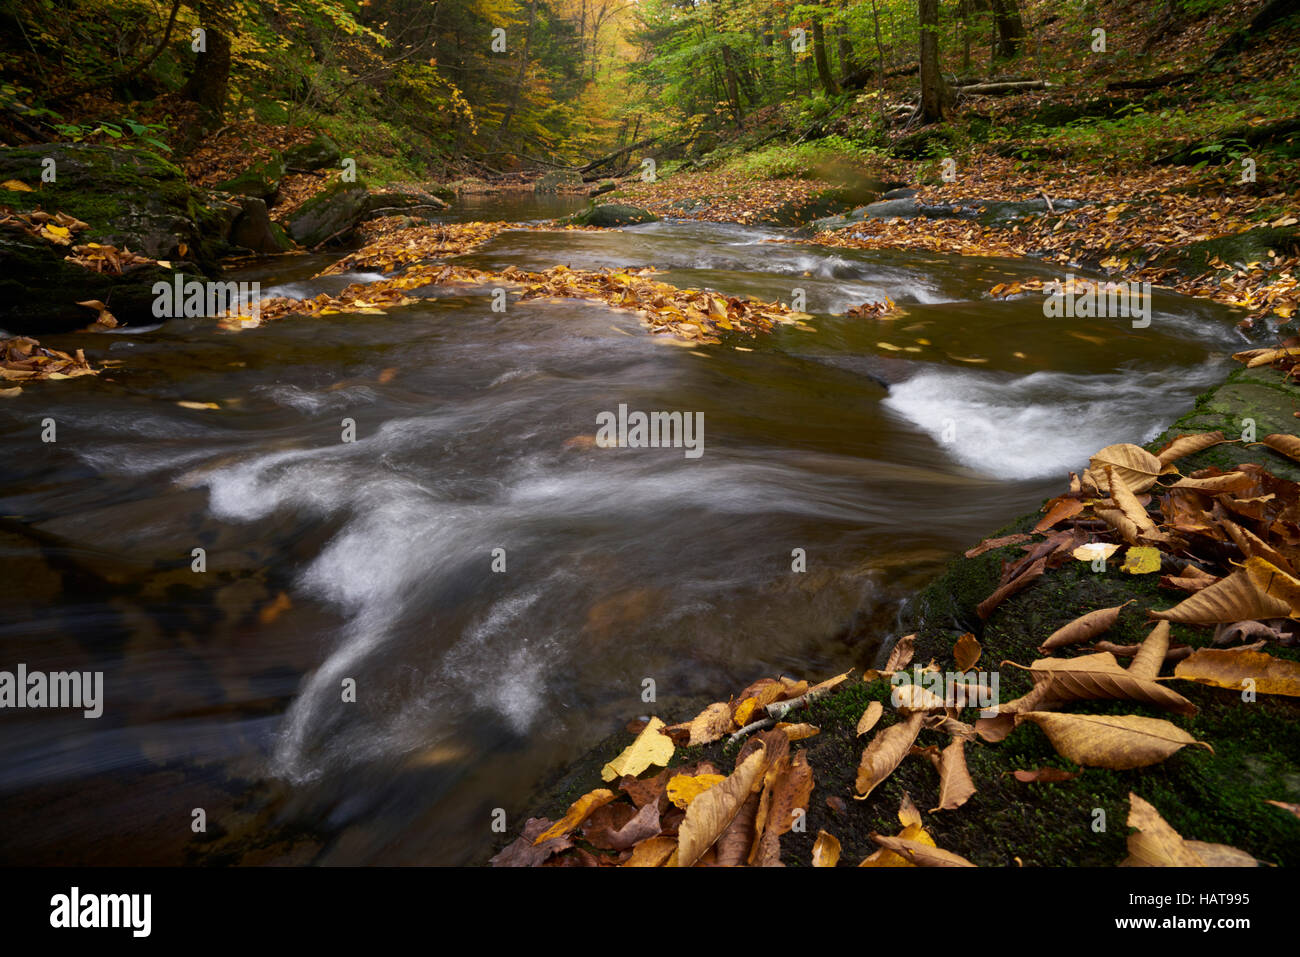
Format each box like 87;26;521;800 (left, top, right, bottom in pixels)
1120;546;1162;575
601;716;675;781
533;788;616;844
812;830;841;867
1174;648;1300;697
2;179;34;191
666;773;726;809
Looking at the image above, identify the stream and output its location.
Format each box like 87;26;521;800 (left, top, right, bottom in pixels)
0;194;1246;864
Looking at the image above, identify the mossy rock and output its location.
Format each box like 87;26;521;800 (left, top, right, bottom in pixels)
1154;225;1300;277
213;153;285;200
283;134;342;172
282;178;371;247
227;195;295;254
0;143;215;264
565;203;659;227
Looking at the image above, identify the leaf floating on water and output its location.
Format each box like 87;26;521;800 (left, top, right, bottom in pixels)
601;716;674;782
1016;712;1211;769
176;400;221;410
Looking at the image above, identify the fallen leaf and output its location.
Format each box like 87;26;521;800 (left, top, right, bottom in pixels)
1174;648;1300;696
855;712;925;799
1039;601;1133;652
812;830;841;867
1017;712;1211;769
601;716;675;781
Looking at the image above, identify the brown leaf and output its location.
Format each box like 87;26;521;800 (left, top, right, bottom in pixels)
533;788;617;844
965;533;1032;558
1260;433;1300;463
856;700;884;736
1016;652;1197;714
1174;648;1300;697
868;833;976;867
1038;601;1134;652
687;701;736;745
977;555;1046;619
752;750;814;865
1011;767;1079;783
953;632;981;671
1086;443;1163;493
1128;620;1170;680
1123;793;1205;866
1017;712;1211;769
490;818;574;867
1033;496;1085;532
930;738;976;812
1151;567;1292;623
621;835;677;867
1156;430;1228;466
855;712;925;799
675;743;769;866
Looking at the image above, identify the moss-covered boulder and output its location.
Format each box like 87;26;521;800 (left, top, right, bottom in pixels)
281;178;371;247
0;143;216;264
0;143;224;332
283;134;342;172
213;153;285;200
566;203;659;227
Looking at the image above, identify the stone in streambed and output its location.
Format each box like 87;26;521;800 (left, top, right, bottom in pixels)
565;204;659;227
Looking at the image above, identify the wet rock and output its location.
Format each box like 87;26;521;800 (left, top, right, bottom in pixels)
282;179;371;247
882;187;918;200
228;195;294;254
566;203;659;227
361;186;449;220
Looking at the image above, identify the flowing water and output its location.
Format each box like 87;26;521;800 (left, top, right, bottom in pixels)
0;194;1247;864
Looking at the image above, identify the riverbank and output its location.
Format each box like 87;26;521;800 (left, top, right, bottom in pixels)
494;354;1300;866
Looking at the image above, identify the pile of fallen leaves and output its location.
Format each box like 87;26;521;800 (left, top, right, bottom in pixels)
0;337;99;395
183;123;314;189
318;222;518;274
497;409;1300;865
797;153;1300;327
1;207;89;246
223;262;814;342
491;673;849;867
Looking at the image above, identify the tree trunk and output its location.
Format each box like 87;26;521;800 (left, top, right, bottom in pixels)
918;0;948;123
989;0;1026;60
811;11;840;96
182;0;231;124
492;0;539;149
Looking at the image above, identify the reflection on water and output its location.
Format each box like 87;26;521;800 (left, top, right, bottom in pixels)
0;200;1244;864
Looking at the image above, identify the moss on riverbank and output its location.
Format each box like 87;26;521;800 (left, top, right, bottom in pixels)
504;365;1300;867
